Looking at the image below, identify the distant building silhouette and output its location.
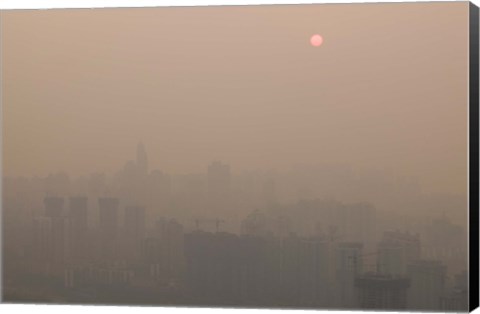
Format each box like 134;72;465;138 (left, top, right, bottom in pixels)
44;196;64;218
98;197;120;261
377;231;420;276
207;161;231;199
37;196;70;271
355;274;410;310
125;206;146;241
407;259;446;310
32;215;70;275
124;205;146;261
207;161;232;217
136;142;148;176
144;218;186;286
335;242;364;308
68;196;88;261
439;270;468;311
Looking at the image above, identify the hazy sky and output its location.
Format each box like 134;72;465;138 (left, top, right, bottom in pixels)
2;2;469;196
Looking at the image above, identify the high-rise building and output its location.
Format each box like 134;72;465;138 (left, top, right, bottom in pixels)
147;170;172;216
136;141;148;176
207;161;231;199
124;205;146;259
207;161;232;217
32;217;54;265
68;196;88;261
377;231;420;276
185;231;242;302
343;203;377;246
32;215;70;274
98;197;119;260
334;242;364;308
279;236;332;307
355;274;410;310
439;270;468;311
146;218;186;285
38;196;70;271
44;196;64;218
124;205;146;241
407;259;446;310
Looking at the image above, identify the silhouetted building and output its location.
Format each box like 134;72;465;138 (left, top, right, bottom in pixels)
98;197;120;261
32;217;54;268
278;235;331;306
208;161;231;199
343;203;377;246
123;205;146;260
334;242;363;308
355;274;410;310
144;218;186;286
206;161;232;217
125;206;146;241
68;196;88;261
439;270;468;311
377;231;420;276
32;215;70;274
241;210;268;237
147;170;172;218
64;264;133;289
407;259;446;310
185;231;333;307
185;231;241;304
136;142;148;176
44;196;64;218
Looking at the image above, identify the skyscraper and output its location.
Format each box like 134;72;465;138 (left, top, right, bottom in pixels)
44;196;64;218
124;205;146;241
147;218;186;285
207;161;231;198
355;274;410;310
40;196;70;270
32;215;70;274
207;161;231;216
377;231;420;276
136;141;148;176
68;196;88;261
98;197;120;261
335;242;364;308
407;260;446;310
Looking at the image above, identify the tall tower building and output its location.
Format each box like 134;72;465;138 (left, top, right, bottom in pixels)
124;205;146;241
40;196;70;270
407;260;446;310
355;274;410;310
98;197;120;261
32;217;54;269
44;196;64;218
377;231;420;276
147;218;186;285
207;161;231;197
207;161;231;217
123;205;146;261
335;242;364;308
32;215;70;274
69;196;88;261
136;142;148;176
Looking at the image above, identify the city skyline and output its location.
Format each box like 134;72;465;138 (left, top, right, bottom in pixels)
1;1;473;311
2;2;469;197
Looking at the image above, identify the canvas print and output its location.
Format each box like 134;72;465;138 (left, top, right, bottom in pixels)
1;1;478;312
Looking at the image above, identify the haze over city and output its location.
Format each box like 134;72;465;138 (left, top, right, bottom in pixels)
3;2;468;196
1;2;472;311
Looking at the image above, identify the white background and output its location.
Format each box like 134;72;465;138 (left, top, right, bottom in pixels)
0;0;479;313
